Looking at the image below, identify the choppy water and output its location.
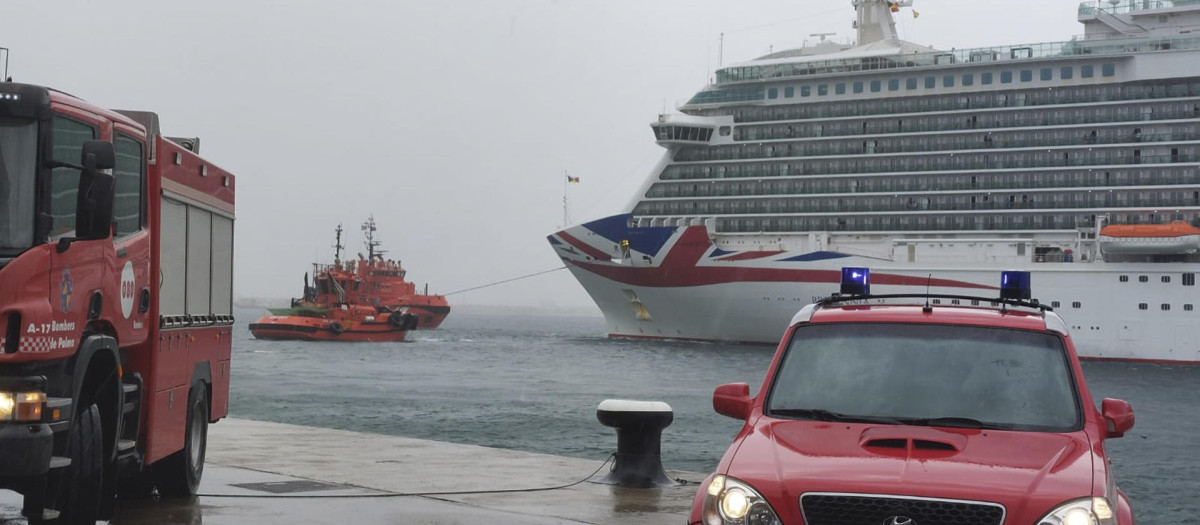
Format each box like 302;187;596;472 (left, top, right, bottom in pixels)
230;307;1199;524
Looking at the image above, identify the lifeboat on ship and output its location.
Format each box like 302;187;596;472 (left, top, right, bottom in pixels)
249;305;419;342
1098;221;1200;255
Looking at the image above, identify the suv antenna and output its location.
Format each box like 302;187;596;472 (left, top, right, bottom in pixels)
922;274;933;313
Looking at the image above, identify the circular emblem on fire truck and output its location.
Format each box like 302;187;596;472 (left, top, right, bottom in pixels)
120;261;135;318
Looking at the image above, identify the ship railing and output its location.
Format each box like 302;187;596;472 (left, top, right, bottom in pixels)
1079;0;1200;16
706;34;1200;89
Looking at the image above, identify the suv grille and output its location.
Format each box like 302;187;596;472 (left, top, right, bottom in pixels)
800;493;1005;525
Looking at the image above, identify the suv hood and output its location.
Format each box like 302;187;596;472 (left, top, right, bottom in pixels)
727;419;1097;519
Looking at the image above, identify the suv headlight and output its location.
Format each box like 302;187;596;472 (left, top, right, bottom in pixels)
1037;497;1116;525
0;391;45;422
702;475;781;525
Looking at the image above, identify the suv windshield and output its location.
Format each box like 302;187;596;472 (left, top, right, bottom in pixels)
0;116;37;253
767;323;1081;432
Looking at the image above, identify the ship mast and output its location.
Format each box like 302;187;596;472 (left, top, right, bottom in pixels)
853;0;912;45
362;215;386;261
332;223;344;266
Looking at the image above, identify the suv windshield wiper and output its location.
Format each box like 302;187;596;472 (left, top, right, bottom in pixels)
897;416;1019;430
770;408;904;425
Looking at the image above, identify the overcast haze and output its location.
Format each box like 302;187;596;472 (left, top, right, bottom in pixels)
3;0;1080;310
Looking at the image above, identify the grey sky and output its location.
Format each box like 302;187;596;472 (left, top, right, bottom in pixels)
3;0;1080;309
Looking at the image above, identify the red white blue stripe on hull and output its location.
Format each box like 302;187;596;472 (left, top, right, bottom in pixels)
550;215;1200;364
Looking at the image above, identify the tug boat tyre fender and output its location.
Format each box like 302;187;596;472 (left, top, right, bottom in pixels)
405;314;420;331
329;322;344;335
388;313;404;328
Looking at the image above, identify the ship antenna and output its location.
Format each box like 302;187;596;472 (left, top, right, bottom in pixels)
362;215;384;261
332;224;344;266
922;274;933;313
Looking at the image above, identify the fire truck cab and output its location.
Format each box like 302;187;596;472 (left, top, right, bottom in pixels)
0;81;235;523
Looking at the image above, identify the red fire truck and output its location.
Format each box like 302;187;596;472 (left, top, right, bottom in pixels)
0;81;235;523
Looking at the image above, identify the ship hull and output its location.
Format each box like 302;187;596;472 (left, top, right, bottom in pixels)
248;315;409;342
551;215;1200;364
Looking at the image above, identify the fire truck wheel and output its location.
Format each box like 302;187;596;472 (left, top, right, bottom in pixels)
154;383;208;498
46;404;102;525
329;322;345;335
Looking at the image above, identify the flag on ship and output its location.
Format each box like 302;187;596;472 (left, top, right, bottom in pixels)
567;175;581;183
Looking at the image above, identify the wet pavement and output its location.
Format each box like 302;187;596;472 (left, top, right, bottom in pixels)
0;418;703;524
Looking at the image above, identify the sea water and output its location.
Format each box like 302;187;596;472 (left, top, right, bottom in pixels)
230;307;1199;524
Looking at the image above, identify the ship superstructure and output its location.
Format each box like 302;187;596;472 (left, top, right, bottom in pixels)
549;0;1200;363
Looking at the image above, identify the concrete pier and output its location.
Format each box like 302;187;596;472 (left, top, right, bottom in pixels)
0;418;705;524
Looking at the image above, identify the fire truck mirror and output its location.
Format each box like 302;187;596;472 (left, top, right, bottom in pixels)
75;174;115;241
81;140;116;170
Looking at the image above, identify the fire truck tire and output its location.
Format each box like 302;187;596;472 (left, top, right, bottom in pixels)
154;383;208;498
45;404;102;525
329;322;345;335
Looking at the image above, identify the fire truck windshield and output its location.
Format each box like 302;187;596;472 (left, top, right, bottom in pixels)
0;116;37;254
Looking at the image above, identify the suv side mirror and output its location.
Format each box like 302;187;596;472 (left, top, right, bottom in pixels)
74;141;116;240
1101;398;1135;438
713;383;753;421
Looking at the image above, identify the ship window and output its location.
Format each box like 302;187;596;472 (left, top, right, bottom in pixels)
981;72;993;85
906;78;917;90
784;87;795;98
1051;301;1061;308
1162;303;1171;311
871;80;882;92
1000;71;1013;83
943;75;954;87
1020;70;1033;82
950;299;960;305
1041;68;1053;81
1138;303;1148;310
1061;66;1073;79
818;84;828;96
1072;301;1081;309
1162;275;1171;283
1102;64;1115;77
888;79;899;91
1139;275;1149;283
1184;273;1195;286
931;299;942;305
1186;304;1195;311
768;88;778;99
801;86;811;97
971;300;980;306
1081;65;1094;78
853;82;864;94
835;83;846;95
962;73;974;86
1119;275;1129;282
719;126;731;136
925;77;935;88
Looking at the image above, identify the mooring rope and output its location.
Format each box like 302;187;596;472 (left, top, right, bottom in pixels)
443;266;567;296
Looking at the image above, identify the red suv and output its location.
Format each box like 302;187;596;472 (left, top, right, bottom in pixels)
689;269;1136;525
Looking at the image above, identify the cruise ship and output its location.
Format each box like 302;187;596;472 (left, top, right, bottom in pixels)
548;0;1200;363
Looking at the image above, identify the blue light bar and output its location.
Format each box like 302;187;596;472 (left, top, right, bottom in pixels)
840;267;870;296
1000;271;1032;300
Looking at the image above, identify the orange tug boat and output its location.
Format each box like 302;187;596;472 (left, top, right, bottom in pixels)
249;218;447;342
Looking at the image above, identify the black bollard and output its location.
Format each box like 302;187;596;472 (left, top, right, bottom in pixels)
595;399;680;488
